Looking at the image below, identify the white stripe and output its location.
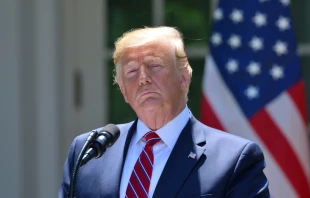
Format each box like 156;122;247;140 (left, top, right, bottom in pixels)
133;169;148;195
128;182;139;198
138;157;151;181
203;55;299;198
266;92;310;182
260;148;297;198
143;149;154;167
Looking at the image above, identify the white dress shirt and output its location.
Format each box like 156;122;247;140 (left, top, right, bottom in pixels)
119;106;191;198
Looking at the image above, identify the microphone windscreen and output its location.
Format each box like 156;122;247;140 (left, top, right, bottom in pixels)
98;124;120;144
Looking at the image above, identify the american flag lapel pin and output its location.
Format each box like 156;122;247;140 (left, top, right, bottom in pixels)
188;152;196;159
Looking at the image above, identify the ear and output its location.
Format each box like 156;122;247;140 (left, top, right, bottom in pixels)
180;69;190;91
119;83;129;103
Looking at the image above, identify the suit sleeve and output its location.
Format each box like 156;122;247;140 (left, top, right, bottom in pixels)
58;137;77;198
227;142;270;198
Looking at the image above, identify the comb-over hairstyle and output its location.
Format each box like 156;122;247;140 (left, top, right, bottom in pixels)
113;26;192;85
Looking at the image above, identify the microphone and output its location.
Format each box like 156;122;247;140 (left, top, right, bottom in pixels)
81;124;120;166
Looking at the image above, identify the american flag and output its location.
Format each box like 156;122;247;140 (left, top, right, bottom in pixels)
200;0;310;197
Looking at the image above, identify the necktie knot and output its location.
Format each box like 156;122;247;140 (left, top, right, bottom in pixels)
144;131;161;147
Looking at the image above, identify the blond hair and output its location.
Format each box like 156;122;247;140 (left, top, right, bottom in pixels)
113;26;192;95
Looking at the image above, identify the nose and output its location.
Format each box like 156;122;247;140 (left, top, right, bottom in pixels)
138;66;152;85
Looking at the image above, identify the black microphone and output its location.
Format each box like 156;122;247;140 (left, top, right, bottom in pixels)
80;124;120;166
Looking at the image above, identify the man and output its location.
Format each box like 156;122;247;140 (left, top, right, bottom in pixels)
59;26;270;198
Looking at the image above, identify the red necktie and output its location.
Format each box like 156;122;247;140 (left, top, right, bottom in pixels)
125;131;161;198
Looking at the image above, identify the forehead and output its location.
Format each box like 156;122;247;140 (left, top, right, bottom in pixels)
119;41;175;65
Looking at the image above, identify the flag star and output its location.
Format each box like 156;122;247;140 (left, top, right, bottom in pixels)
247;62;261;76
226;59;239;73
273;40;288;56
253;12;267;27
249;36;264;51
213;8;223;21
245;85;259;99
230;9;243;23
270;65;284;80
228;35;242;49
276;16;290;31
211;33;222;46
280;0;290;6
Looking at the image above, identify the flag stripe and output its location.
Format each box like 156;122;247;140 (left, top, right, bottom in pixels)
266;91;310;180
287;81;308;126
250;109;310;198
200;94;225;131
262;147;298;198
203;56;298;197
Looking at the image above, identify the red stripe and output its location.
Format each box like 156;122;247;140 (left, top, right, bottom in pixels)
199;94;225;131
129;173;146;197
139;153;152;177
125;184;136;198
250;109;310;198
134;162;149;191
287;80;308;126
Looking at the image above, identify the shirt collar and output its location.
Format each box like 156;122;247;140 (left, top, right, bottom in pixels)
131;106;191;150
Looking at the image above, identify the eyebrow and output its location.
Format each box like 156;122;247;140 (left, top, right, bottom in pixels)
123;55;165;67
123;61;138;70
144;56;165;63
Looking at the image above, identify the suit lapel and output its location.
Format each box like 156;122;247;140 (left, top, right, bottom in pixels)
153;116;207;198
97;120;138;197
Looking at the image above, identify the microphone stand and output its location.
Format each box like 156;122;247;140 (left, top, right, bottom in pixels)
68;130;98;198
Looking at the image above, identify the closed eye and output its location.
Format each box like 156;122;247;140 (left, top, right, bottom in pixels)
128;69;137;74
150;64;162;70
125;68;138;78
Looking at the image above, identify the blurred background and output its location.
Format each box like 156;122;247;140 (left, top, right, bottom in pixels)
1;0;310;197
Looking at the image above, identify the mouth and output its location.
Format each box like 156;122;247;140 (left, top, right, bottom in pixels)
141;91;155;96
139;90;159;99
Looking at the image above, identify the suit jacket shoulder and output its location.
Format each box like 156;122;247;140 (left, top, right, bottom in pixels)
154;117;269;198
58;121;136;198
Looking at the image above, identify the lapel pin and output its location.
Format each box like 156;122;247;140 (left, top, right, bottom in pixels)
188;151;196;159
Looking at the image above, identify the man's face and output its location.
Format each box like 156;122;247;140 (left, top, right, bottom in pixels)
117;41;189;115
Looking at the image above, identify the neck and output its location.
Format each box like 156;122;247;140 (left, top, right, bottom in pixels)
137;103;186;131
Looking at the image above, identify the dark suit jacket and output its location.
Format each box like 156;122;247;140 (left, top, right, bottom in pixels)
59;116;270;198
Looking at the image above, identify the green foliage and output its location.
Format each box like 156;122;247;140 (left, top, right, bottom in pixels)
165;0;211;46
108;0;152;48
187;59;206;118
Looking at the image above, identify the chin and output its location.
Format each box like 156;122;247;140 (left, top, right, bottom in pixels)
139;99;164;111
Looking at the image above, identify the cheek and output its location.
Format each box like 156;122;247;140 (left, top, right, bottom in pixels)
118;84;126;99
122;82;138;102
159;76;182;94
122;71;140;85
